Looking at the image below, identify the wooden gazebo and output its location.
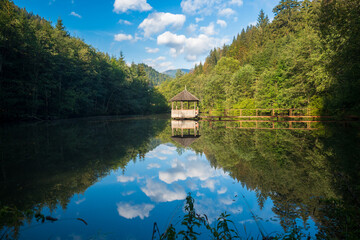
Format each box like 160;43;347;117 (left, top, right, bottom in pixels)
169;88;199;119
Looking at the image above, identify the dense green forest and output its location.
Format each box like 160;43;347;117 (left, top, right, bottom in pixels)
140;63;171;86
0;0;168;121
158;0;360;117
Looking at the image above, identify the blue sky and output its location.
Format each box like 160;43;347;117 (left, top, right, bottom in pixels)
14;0;279;72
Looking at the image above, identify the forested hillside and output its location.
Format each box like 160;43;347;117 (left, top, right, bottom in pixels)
140;63;171;86
0;0;167;121
158;0;360;117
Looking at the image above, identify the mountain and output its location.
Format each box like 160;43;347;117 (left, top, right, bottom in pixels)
162;69;190;78
140;64;171;86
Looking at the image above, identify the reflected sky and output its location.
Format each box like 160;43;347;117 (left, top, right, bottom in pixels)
19;143;316;239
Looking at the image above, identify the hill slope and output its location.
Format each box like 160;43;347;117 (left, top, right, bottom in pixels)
140;64;171;86
163;69;190;78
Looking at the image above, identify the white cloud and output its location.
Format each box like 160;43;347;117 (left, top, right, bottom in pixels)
145;47;160;53
217;19;227;28
118;19;132;25
195;17;204;23
157;31;187;49
218;8;236;17
181;0;219;15
70;11;81;18
113;0;152;13
141;179;186;202
117;175;135;182
147;163;161;169
139;12;186;37
114;33;133;41
157;31;229;62
186;24;198;34
200;22;216;35
230;0;243;6
143;57;175;72
116;202;154;219
75;198;86;205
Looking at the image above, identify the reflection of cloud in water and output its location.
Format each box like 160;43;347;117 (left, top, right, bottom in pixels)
239;219;255;225
219;197;235;205
116;202;155;220
141;179;186;202
201;179;218;192
146;145;177;160
74;198;86;205
217;187;227;194
195;197;243;223
159;158;222;184
121;190;135;196
117;175;135;183
147;163;161;169
187;155;198;161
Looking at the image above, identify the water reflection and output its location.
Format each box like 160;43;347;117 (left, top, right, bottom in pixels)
0;118;359;239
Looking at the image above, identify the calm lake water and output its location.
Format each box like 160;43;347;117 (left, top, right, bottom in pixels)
0;116;359;239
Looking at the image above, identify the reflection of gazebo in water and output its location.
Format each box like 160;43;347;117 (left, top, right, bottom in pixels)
169;88;199;119
171;120;200;147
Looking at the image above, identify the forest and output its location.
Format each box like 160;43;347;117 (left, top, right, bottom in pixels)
158;0;360;117
0;0;168;121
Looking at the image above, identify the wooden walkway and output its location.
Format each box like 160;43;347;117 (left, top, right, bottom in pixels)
201;120;321;130
200;108;329;120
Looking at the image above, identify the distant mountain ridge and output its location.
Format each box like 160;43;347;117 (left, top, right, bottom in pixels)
162;69;190;78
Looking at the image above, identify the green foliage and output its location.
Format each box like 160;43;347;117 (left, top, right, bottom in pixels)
158;0;359;117
0;0;167;121
140;63;171;86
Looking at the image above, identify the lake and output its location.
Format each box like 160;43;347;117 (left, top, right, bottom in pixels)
0;116;359;239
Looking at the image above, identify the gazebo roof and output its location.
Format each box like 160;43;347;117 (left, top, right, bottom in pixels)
171;136;200;147
169;89;199;102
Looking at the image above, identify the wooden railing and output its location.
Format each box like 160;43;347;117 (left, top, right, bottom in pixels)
200;108;328;119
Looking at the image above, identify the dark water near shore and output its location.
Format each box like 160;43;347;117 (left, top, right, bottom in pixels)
0;116;359;239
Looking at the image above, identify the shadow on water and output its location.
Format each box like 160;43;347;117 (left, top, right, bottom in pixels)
0;117;359;239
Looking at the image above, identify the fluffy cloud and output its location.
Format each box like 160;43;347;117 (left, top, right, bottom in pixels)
113;0;152;13
116;202;154;219
157;31;229;61
186;24;198;34
147;163;161;169
200;22;216;35
218;8;236;17
195;17;204;23
114;33;133;41
181;0;219;15
118;19;132;25
70;11;81;18
141;179;186;202
216;19;227;28
117;175;135;182
139;12;186;37
230;0;243;6
143;57;175;73
145;47;160;53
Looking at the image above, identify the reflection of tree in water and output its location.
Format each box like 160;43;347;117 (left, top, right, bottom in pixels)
186;122;360;238
0;118;167;238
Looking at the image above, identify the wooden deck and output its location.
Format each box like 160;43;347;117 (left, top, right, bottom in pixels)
200;108;329;120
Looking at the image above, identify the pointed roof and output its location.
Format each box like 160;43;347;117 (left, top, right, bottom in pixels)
171;136;200;147
169;88;199;102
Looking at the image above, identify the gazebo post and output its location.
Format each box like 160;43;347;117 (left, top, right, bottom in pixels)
181;102;183;110
172;102;174;110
